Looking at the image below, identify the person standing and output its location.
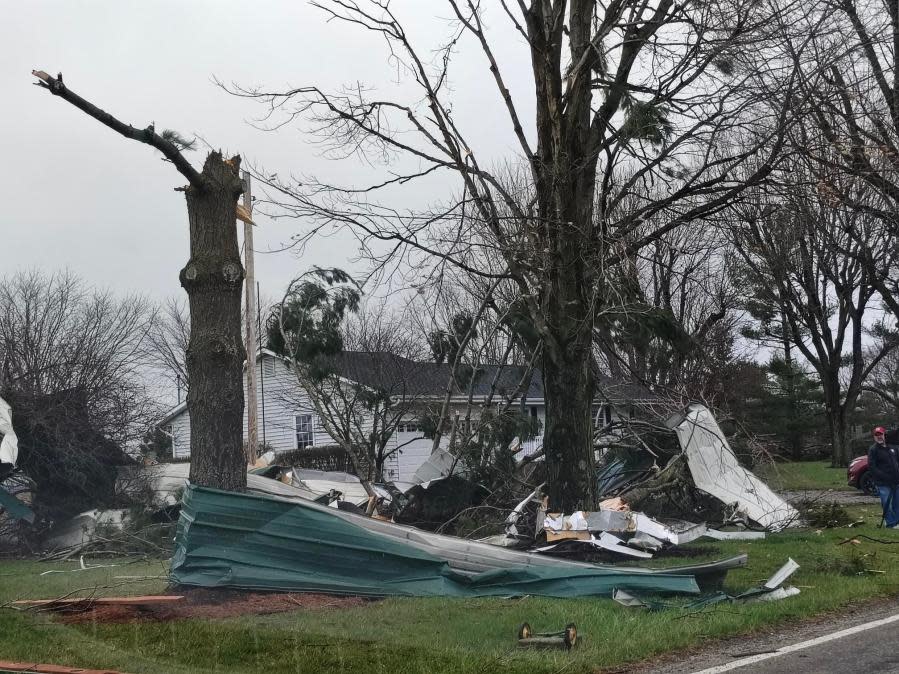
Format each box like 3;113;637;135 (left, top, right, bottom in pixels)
868;426;899;528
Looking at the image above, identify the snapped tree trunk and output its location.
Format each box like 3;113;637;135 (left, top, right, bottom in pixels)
31;71;250;492
542;335;597;512
181;153;247;491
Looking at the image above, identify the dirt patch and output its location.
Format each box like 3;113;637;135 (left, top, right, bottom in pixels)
50;588;370;624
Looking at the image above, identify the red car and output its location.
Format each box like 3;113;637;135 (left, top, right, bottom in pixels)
848;455;878;495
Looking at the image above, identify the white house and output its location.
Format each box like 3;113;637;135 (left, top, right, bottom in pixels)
158;350;640;481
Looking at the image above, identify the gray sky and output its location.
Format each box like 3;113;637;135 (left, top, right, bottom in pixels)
1;1;529;304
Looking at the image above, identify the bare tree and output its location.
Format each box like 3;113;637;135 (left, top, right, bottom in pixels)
762;0;899;321
594;223;742;404
227;0;792;509
0;271;161;520
864;341;899;414
0;270;157;445
145;297;190;398
733;175;899;465
32;70;247;491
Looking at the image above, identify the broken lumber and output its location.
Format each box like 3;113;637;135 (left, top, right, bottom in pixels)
14;595;183;608
0;662;129;674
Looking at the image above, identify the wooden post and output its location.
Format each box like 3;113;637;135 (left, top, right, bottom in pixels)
241;171;259;464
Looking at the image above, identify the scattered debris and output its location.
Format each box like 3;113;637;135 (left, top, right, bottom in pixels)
762;558;800;590
39;556;119;575
704;529;766;541
44;509;130;551
411;448;466;484
537;532;654;559
613;557;802;610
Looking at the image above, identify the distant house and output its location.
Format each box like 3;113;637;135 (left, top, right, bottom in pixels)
158;350;645;481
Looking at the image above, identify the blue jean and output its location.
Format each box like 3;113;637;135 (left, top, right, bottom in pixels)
877;485;899;527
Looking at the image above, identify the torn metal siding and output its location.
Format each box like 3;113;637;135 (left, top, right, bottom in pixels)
170;485;734;598
0;397;19;467
674;404;799;530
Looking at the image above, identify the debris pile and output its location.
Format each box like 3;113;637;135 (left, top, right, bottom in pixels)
4;400;805;607
494;404;795;562
0;396;34;544
169;483;748;598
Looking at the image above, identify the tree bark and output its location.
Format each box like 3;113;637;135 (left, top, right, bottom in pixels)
542;335;597;511
181;153;247;491
782;319;804;461
827;408;850;468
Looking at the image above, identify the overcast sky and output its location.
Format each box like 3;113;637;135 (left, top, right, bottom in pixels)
2;1;531;305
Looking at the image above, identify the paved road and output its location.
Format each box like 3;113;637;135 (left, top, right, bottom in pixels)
689;611;899;673
636;599;899;674
634;599;899;674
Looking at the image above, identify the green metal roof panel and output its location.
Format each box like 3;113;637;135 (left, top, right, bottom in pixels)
171;485;701;598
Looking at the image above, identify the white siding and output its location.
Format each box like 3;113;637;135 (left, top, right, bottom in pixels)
171;413;191;459
167;354;342;459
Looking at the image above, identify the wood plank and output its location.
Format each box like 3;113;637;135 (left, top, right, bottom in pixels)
544;529;590;542
0;661;130;673
13;595;183;607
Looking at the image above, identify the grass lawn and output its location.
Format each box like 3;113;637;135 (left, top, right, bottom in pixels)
756;460;855;492
2;504;899;674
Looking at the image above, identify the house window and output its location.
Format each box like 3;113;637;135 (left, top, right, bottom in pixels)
397;421;420;434
295;414;314;449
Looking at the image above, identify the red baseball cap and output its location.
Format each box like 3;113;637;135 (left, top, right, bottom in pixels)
874;426;886;436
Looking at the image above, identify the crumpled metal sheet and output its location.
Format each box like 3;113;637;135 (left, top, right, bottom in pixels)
0;397;19;466
411;449;465;485
291;468;370;508
128;462;320;508
613;558;800;610
170;484;731;598
673;404;799;531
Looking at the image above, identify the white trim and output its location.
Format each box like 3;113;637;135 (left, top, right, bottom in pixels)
294;412;315;449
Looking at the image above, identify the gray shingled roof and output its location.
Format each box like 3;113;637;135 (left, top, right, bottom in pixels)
327;352;543;399
329;352;654;402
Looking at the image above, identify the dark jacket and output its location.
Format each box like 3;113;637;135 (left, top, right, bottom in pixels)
868;442;899;487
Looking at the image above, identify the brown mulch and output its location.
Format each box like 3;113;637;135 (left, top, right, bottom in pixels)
49;588;370;624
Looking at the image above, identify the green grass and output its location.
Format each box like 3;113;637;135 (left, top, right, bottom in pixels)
756;460;855;491
2;508;899;674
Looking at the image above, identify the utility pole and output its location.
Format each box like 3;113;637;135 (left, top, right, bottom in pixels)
240;170;259;464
